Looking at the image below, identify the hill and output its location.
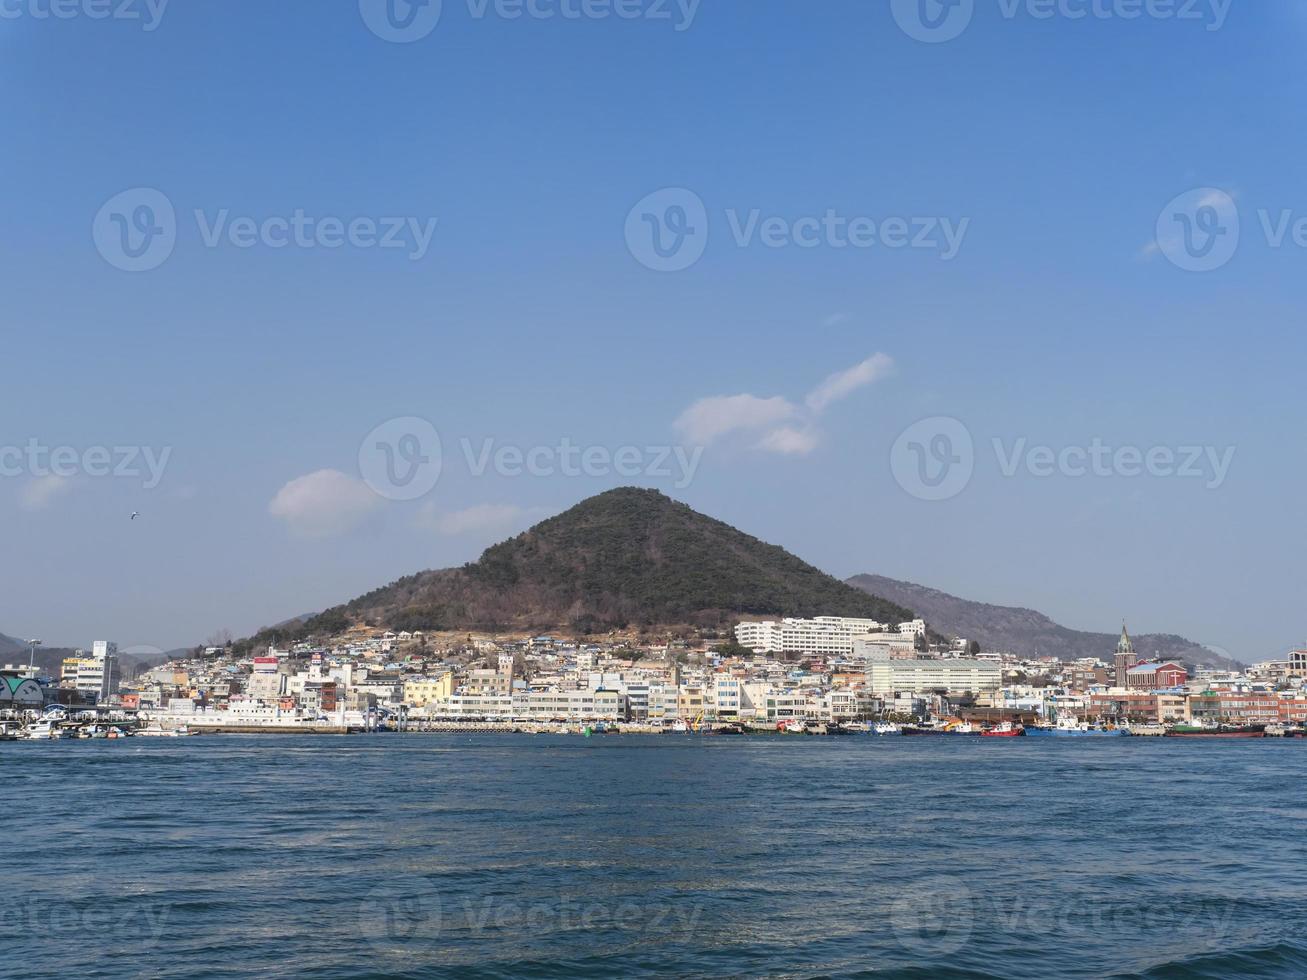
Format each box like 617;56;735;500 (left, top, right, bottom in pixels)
847;574;1242;670
240;488;914;649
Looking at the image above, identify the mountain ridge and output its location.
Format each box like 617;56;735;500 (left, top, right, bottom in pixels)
238;488;914;650
847;574;1242;669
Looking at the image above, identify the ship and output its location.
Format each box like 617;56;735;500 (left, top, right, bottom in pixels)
1024;715;1129;737
981;721;1024;737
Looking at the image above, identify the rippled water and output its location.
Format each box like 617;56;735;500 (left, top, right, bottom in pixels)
5;735;1307;979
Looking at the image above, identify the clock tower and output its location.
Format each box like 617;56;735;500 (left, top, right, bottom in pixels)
1114;624;1135;688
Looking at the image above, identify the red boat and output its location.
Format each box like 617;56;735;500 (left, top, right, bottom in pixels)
981;722;1024;737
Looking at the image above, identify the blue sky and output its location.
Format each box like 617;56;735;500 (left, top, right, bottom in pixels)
3;0;1305;660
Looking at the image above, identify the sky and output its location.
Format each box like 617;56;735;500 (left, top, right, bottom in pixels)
2;0;1305;661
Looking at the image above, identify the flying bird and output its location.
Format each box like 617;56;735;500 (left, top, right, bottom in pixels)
130;512;140;520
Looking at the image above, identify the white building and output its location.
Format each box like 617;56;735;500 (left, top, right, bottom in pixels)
74;641;120;701
898;619;927;637
735;616;887;658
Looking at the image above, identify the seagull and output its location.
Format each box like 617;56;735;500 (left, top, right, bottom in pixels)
130;512;140;521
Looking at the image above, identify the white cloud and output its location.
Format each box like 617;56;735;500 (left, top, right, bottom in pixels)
673;394;799;445
755;427;820;456
675;353;894;457
20;475;72;511
806;353;894;414
417;502;534;536
268;469;379;538
19;478;72;514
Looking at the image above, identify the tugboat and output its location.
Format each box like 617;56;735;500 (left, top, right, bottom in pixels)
981;721;1024;737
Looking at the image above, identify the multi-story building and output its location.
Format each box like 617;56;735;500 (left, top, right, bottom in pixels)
735;616;887;658
61;641;120;703
403;673;455;708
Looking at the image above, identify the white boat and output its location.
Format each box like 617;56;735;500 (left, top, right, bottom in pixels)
135;725;194;737
23;720;71;740
872;721;903;736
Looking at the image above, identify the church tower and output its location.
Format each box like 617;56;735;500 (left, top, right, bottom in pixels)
1114;624;1135;688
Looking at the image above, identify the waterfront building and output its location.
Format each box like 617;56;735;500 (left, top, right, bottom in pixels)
60;641;120;703
854;639;1002;696
402;674;454;710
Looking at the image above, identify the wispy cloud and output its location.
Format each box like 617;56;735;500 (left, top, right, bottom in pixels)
755;426;821;455
675;353;894;457
806;353;894;414
417;502;540;536
673;394;798;445
19;475;73;511
268;469;380;538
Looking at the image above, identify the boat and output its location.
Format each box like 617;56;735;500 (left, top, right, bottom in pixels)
22;720;71;740
1167;723;1264;738
776;718;808;734
1024;715;1129;737
872;721;902;736
135;725;194;737
981;721;1024;737
704;723;746;735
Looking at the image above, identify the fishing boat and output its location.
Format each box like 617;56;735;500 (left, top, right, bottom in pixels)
872;721;903;736
1024;715;1129;737
981;721;1023;737
777;718;808;734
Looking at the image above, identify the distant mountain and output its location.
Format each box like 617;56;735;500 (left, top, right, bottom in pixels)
239;488;914;649
847;574;1242;670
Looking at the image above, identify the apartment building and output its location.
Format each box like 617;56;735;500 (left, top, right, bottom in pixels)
735;616;886;658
